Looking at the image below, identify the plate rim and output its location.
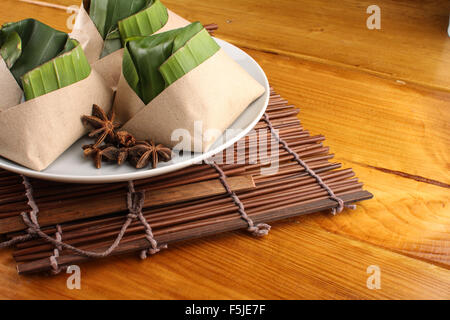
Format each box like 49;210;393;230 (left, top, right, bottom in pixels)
0;38;270;184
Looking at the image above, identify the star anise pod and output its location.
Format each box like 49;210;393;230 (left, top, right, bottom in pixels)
115;130;136;148
82;104;120;147
153;142;172;163
82;144;121;169
129;140;172;169
82;144;103;159
117;147;129;165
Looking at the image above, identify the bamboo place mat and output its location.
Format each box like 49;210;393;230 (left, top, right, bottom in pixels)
0;87;373;275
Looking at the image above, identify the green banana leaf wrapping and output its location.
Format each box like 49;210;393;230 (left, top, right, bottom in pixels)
22;40;91;101
0;19;70;86
86;0;169;57
123;22;220;104
0;19;92;101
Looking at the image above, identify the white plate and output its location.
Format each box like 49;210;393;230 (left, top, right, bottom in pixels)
0;38;269;184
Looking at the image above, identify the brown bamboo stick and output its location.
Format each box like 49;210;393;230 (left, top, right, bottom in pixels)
12;170;357;253
13;177;361;258
16;190;372;274
14;182;364;261
0;175;256;234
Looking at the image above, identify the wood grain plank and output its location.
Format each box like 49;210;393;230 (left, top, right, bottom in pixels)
241;48;450;185
234;49;450;266
305;161;450;267
0;0;73;31
11;0;450;91
0;0;448;300
1;221;449;299
162;0;450;92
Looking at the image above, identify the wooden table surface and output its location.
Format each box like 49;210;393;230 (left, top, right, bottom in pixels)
0;0;449;300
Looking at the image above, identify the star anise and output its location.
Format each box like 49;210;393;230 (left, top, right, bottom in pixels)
81;106;172;169
115;130;136;148
129;140;172;169
82;104;120;147
117;147;129;165
82;144;102;159
82;144;122;169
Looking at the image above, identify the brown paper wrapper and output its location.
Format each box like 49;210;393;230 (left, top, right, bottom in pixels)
115;49;265;152
0;70;114;171
0;58;24;111
70;2;190;89
92;49;124;90
70;2;104;64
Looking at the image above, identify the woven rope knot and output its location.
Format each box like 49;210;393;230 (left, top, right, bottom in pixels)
206;161;271;237
140;244;168;260
262;113;350;216
330;197;345;215
145;231;159;248
139;227;167;260
127;181;166;260
49;256;59;273
26;226;38;236
127;213;138;220
21;212;39;236
127;191;145;215
54;225;63;252
248;223;271;237
49;224;64;274
330;199;357;215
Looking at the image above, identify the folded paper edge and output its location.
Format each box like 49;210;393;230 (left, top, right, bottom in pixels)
0;69;114;171
119;49;265;153
92;49;124;91
0;58;24;111
70;4;104;64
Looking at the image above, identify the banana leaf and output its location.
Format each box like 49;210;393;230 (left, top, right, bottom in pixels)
160;29;219;86
100;29;122;58
123;22;220;105
0;19;70;86
118;0;168;41
21;39;91;101
0;31;21;69
87;0;169;57
89;0;149;39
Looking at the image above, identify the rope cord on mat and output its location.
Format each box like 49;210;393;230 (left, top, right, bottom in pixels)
49;224;63;274
0;176;165;271
206;161;271;236
262;112;356;215
127;181;167;259
0;176;38;249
